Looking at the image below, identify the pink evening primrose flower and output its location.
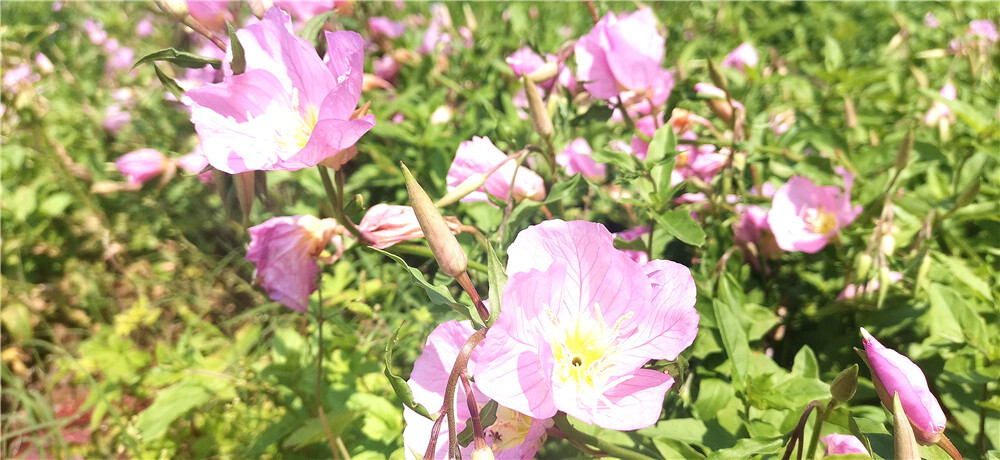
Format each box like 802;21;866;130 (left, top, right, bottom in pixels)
968;19;999;43
734;204;782;264
860;328;947;445
116;149;168;185
403;320;550;460
556;138;605;181
924;13;940;29
183;7;375;174
246;215;343;311
446;136;545;203
178;145;214;183
186;1;231;32
368;17;406;40
136;18;154;38
767;169;862;253
357;203;462;249
274;1;342;22
721;42;759;71
574;8;673;104
820;433;869;456
475;220;699;430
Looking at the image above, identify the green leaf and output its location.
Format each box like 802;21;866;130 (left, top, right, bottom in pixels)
824;35;844;71
38;192;73;217
934;253;993;301
485;239;506;327
713;298;749;391
639;418;708;445
369;247;476;323
652;209;706;247
134;380;222;441
644;124;677;167
791;345;819;379
228;23;246;75
299;11;336;47
383;323;432;420
542;173;585;205
132;48;222;71
706;436;783;459
153;64;185;100
591;149;637;173
919;88;991;133
457;399;498;447
848;411;875;459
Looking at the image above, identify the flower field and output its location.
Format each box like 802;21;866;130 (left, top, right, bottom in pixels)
1;1;998;459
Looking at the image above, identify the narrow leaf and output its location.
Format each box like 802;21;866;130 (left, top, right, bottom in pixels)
369;248;477;324
152;64;185;100
384;323;433;420
227;23;245;75
485;239;506;327
133;48;222;71
299;11;336;47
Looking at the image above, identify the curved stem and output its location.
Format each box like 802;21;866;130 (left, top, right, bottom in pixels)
422;328;489;460
553;413;656;460
781;400;821;460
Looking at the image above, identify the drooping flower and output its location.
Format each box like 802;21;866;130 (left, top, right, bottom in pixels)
357;204;464;249
574;8;673;105
556;138;605;181
116;149;168;185
246;215;343;311
860;328;947;445
183;7;375;174
403;320;550;460
475;220;699;430
820;433;869;457
721;42;759;71
767;169;862;253
446;136;545;204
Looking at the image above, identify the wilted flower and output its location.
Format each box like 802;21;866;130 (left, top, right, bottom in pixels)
116;149;168;185
403;320;550;460
446;136;545;203
574;8;673;106
767;169;862;253
860;328;947;445
475;220;699;430
357;204;464;249
183;7;375;174
734;204;782;270
820;433;869;457
556;138;605;181
245;215;343;311
721;42;759;71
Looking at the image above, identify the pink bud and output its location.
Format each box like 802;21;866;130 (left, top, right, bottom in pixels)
820;433;868;456
860;328;947;445
115;149;168;185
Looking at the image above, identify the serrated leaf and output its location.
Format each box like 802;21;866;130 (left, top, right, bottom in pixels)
383;323;432;420
652;209;706;247
132;48;222;71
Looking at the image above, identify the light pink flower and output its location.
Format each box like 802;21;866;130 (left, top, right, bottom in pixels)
968;19;998;42
357;204;461;249
84;18;107;45
924;12;939;29
369;17;406;40
721;42;759;71
556;138;605;181
446;136;545;203
769;109;796;136
767;169;862;253
2;64;39;91
506;47;546;78
275;1;345;22
923;83;956;127
475;220;699;430
183;7;375;174
574;8;673;104
418;4;454;55
820;433;868;456
735;204;781;256
246;215;343;311
373;54;400;83
178;146;213;183
178;41;226;91
34;53;54;74
103;105;132;133
187;1;231;32
838;271;903;300
613;226;649;265
860;328;947;445
671;132;726;187
136;18;155;38
103;39;135;72
403;320;550;460
116;149;168;185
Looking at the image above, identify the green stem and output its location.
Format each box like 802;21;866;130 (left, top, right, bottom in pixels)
317;166;368;244
315;282;341;460
553;413;656;460
805;402;832;459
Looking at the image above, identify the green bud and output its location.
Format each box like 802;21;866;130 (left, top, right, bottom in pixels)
401;163;468;278
953;180;980;210
855;253;873;281
523;76;553;140
830;364;859;404
892;393;920;460
895;128;913;172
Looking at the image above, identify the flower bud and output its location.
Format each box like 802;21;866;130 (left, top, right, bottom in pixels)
880;234;896;257
830;364;859;404
855;253;873;281
471;446;495;460
435;173;487;207
892;393;921;459
895;129;913;172
157;0;189;20
401;163;468;278
523;76;553;140
860;328;947;445
526;61;559;83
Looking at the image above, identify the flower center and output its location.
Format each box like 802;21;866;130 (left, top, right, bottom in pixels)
270;87;319;152
805;207;838;234
486;406;537;453
545;302;632;392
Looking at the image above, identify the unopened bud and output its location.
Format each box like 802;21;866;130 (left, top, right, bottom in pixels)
471;446;495;460
880;234;896;257
248;0;274;19
892;393;921;460
463;4;478;33
855;253;873;281
953;180;979;210
435;173;487;208
895;129;913;171
830;364;859;404
401;163;468;278
526;61;559;83
523;76;553;140
706;59;729;95
158;0;189;19
706;98;734;125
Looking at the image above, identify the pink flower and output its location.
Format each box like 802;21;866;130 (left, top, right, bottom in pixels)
103;105;132;133
506;47;546;78
968;19;998;42
721;42;759;71
178;41;226;91
183;7;375;174
103;39;135;72
767;169;862;253
275;1;339;22
116;149;168;185
34;53;54;74
860;328;947;445
84;19;107;45
136;19;154;38
923;83;956;127
178;146;214;183
671;132;726;186
613;226;649;265
357;204;462;249
734;204;782;261
246;215;343;311
475;220;699;430
924;13;940;29
575;8;673;106
403;320;550;460
369;17;406;40
769;109;796;136
838;271;903;300
820;434;868;456
187;1;231;32
556;138;605;181
2;64;40;91
418;4;454;55
446;136;545;203
373;54;400;83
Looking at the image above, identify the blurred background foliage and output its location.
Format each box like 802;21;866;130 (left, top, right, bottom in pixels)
1;1;997;458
